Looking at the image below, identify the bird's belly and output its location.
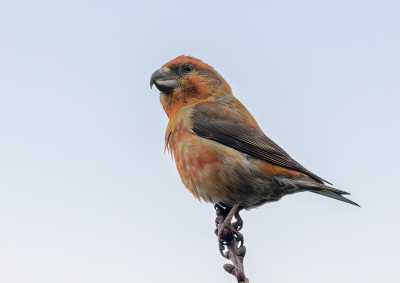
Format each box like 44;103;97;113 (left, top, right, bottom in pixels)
171;132;250;204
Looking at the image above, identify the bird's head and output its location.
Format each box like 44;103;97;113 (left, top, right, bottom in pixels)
150;55;231;118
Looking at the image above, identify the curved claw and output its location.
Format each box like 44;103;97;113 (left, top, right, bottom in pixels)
219;248;230;259
214;203;227;211
232;222;238;230
232;221;243;231
235;234;244;248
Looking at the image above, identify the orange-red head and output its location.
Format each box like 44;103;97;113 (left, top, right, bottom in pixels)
150;55;232;118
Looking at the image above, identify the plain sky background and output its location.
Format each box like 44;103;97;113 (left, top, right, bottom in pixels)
1;1;399;283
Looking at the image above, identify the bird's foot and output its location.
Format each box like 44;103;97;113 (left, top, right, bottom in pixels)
214;204;244;259
216;220;244;246
214;204;243;231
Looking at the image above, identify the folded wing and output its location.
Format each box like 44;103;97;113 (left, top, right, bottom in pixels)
190;97;332;185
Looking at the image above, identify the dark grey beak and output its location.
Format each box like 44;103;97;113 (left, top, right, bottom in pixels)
150;69;179;94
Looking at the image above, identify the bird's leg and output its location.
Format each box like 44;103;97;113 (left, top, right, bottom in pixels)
215;204;244;247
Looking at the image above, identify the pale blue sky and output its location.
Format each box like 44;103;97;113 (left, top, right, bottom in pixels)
1;1;399;283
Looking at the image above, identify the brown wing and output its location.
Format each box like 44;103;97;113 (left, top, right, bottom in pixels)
190;99;332;185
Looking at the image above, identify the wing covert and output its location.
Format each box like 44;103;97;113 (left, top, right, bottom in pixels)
190;98;331;185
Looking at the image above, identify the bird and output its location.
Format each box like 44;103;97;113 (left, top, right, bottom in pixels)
150;55;359;242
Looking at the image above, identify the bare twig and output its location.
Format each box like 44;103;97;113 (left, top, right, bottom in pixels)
215;205;249;283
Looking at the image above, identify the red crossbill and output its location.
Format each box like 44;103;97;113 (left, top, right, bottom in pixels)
150;55;358;240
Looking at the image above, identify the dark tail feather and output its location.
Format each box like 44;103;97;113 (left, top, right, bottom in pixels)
310;190;360;207
292;180;360;207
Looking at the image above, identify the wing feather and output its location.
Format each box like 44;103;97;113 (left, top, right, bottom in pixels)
190;98;332;185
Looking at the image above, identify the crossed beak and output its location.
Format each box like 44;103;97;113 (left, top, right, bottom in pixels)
150;68;179;94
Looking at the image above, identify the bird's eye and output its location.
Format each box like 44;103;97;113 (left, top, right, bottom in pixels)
184;65;192;72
